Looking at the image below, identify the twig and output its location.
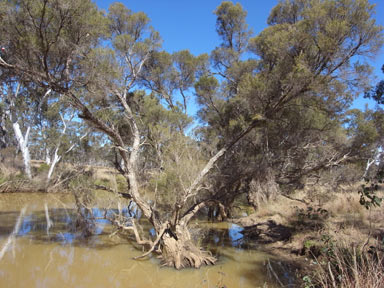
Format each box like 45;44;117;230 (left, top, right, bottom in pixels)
362;209;372;251
267;259;284;287
281;194;309;205
328;261;337;288
353;246;360;288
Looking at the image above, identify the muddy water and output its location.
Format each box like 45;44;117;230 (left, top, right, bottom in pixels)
0;193;292;288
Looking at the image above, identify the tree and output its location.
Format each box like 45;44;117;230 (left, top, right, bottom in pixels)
345;107;384;179
0;81;51;179
365;64;384;104
0;0;382;269
196;0;383;208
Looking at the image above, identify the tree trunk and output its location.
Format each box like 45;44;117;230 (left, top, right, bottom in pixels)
160;224;216;269
72;91;266;269
0;113;8;149
45;148;51;165
46;147;61;186
13;122;32;179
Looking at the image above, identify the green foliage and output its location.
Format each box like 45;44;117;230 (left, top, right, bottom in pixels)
141;50;208;112
0;3;383;272
359;164;384;210
36;163;50;174
214;1;251;52
304;239;317;250
68;170;94;192
359;183;383;209
115;174;127;192
0;174;7;185
302;275;315;288
365;64;384;104
0;0;108;84
94;178;111;187
145;132;206;212
346;109;380;146
195;0;384;208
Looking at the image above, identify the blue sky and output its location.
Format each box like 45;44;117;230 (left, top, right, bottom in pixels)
95;0;384;113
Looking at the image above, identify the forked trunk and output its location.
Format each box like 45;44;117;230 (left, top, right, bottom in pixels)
13;122;32;180
160;224;216;269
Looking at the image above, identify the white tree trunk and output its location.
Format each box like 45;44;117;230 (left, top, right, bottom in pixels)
13;122;32;179
362;147;383;180
46;147;61;185
5;86;51;180
45;112;87;187
363;158;375;180
45;148;51;165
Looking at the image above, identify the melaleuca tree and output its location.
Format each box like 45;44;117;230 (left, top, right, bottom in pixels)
344;108;384;180
195;0;383;210
139;50;208;115
0;0;383;270
362;64;384;178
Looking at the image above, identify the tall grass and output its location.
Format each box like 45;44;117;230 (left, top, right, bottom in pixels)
311;242;384;288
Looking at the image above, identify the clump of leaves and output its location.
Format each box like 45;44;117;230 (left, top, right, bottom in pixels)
36;163;50;174
302;275;315;288
359;166;383;210
359;183;383;209
115;174;127;192
297;206;329;222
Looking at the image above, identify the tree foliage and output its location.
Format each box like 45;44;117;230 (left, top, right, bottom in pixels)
0;0;382;269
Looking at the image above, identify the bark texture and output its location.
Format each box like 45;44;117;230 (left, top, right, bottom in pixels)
160;224;216;269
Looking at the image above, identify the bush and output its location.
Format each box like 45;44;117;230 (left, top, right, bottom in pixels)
115;174;127;192
36;163;50;174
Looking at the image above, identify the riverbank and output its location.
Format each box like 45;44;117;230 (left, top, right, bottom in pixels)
231;185;384;286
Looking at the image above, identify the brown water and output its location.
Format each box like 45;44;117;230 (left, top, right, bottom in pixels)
0;193;294;288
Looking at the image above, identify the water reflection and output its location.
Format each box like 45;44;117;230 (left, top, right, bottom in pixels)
229;224;244;243
0;193;294;288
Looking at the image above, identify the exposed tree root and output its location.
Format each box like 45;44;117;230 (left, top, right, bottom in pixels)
161;225;216;269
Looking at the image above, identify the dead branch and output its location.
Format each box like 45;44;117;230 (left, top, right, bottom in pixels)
281;194;309;205
112;217;153;247
134;222;168;259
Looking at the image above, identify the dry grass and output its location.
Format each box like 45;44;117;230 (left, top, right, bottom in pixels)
238;184;384;287
312;243;384;288
251;184;383;234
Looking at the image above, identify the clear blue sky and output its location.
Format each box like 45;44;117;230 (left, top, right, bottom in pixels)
95;0;384;113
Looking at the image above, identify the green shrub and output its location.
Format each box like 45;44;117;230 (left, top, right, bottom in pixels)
115;174;127;192
94;177;111;187
36;163;50;174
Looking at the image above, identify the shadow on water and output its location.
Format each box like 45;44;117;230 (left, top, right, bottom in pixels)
0;199;298;288
195;221;298;287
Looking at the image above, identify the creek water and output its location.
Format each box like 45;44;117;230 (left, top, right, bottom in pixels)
0;193;294;288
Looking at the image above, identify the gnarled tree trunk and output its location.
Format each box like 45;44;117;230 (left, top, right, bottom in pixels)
160;224;216;269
